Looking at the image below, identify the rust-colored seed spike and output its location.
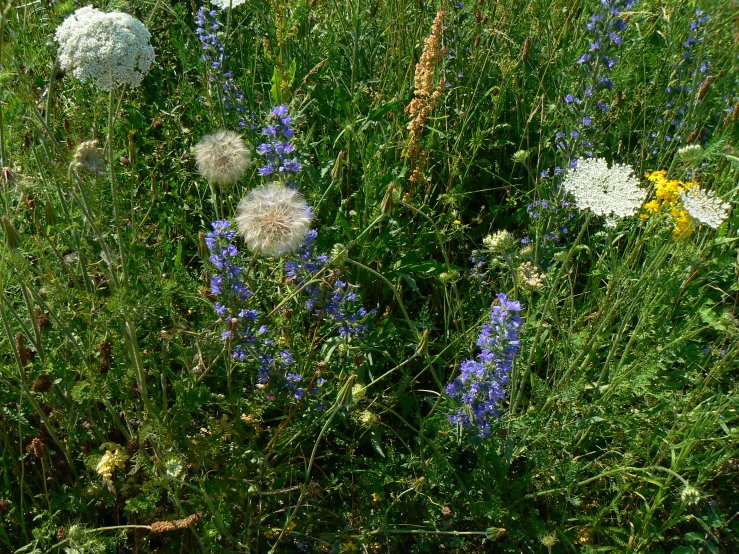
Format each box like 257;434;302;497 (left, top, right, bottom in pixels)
686;130;697;144
474;34;481;48
475;8;481;22
696;76;713;101
521;37;530;62
16;333;28;367
615;90;623;106
150;514;202;534
733;101;739;122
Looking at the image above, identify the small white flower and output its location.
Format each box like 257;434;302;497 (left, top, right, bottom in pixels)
55;6;155;91
235;184;312;256
680;186;730;229
483;230;515;252
517;261;546;289
562;157;646;219
211;0;246;9
194;130;251;185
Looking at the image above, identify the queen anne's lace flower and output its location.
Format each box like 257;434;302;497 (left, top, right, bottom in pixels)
235;184;312;256
562;157;646;219
679;186;730;229
211;0;246;9
54;6;155;91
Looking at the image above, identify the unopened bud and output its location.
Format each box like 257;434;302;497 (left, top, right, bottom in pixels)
331;150;345;181
1;216;22;249
44;202;59;226
416;329;429;356
381;182;394;216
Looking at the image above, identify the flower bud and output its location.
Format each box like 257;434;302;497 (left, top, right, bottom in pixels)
1;215;22;249
381;182;394;216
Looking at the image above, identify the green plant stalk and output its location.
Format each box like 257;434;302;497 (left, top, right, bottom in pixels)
108;86;130;288
124;317;155;418
510;213;592;415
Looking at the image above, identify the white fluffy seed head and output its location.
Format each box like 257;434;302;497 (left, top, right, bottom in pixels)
679;186;730;229
54;6;155;91
235;184;313;257
73;139;105;175
562;157;646;219
194;130;251;186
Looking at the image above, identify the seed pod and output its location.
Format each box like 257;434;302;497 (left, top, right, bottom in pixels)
1;215;22;249
150;513;202;533
475;8;481;22
37;312;51;329
686;130;698;144
381;182;394;216
474;34;481;48
521;37;530;62
31;374;52;393
733;101;739;122
696;76;713;101
616;90;623;106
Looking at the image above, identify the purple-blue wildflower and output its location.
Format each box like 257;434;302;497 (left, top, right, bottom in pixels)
446;293;522;437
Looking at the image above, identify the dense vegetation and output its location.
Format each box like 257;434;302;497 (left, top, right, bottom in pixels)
1;0;738;551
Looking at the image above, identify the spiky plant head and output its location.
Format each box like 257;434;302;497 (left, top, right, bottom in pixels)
234;183;312;257
194;130;251;186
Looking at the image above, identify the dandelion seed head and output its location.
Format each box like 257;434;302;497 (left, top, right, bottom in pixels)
194;130;251;185
54;6;155;91
679;186;730;229
562;157;646;219
235;184;312;256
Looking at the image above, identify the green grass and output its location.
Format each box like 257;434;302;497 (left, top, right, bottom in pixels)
0;0;738;552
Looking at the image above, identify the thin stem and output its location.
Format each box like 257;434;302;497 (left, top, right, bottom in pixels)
108;86;129;288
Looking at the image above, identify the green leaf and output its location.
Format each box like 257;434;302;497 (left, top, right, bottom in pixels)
370;428;385;458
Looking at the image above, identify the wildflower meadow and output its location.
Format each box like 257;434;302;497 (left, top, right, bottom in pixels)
1;0;738;551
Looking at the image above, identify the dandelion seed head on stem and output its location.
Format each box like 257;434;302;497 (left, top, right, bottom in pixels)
194;130;251;186
235;183;312;257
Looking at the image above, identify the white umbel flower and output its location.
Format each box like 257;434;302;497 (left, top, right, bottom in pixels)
211;0;246;9
562;157;646;219
194;130;251;185
677;144;704;165
235;184;312;256
679;186;730;229
55;6;155;91
483;229;515;252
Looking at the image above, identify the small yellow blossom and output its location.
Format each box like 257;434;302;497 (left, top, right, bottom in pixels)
642;170;696;238
453;219;461;225
371;492;380;502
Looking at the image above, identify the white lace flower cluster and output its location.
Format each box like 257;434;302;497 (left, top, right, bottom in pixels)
562;157;646;219
211;0;246;9
55;6;155;91
680;186;731;229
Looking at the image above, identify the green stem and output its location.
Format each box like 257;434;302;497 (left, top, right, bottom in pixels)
108;87;129;288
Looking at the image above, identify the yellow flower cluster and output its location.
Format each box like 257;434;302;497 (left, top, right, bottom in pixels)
96;444;129;493
642;170;694;238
